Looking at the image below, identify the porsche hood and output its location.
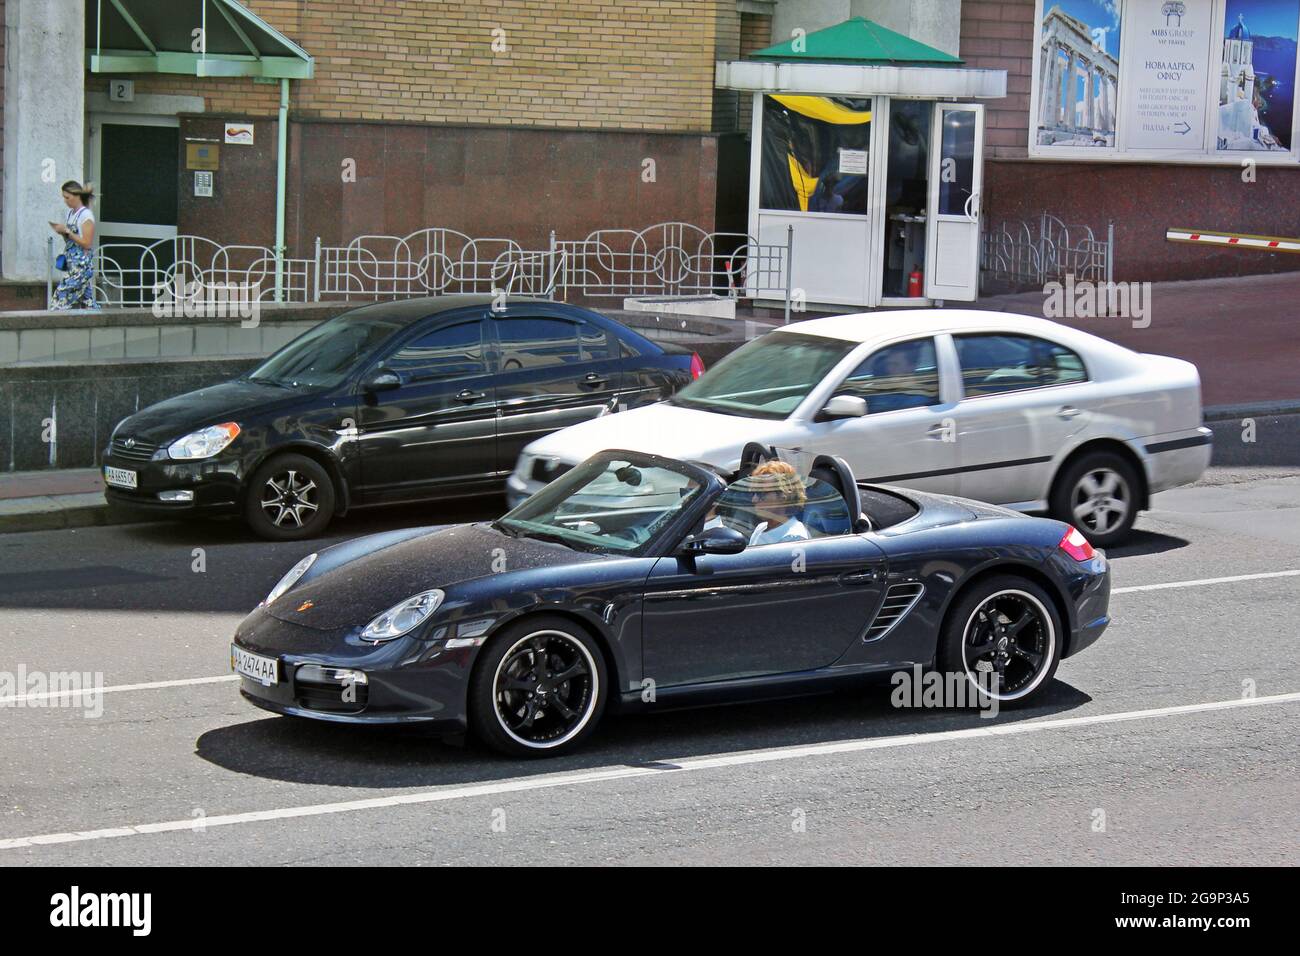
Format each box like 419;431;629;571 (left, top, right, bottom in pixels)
264;522;600;630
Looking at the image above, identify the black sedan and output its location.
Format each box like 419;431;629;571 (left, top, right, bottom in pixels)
231;447;1111;757
101;296;703;539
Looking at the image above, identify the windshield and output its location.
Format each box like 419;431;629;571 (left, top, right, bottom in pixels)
496;454;706;555
670;332;857;419
246;311;405;389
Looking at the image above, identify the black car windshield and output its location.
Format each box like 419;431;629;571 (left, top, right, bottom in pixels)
496;455;705;555
246;312;405;389
670;331;857;419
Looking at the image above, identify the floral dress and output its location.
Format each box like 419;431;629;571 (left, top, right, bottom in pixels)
51;206;99;310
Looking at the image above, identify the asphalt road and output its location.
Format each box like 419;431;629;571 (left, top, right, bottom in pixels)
1;416;1298;866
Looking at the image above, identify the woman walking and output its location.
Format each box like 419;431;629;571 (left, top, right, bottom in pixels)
49;181;99;310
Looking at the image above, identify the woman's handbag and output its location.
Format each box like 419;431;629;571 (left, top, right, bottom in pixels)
55;252;69;271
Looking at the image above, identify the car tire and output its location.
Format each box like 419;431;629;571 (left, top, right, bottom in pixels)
1049;451;1139;548
243;453;336;541
936;574;1063;709
469;615;608;758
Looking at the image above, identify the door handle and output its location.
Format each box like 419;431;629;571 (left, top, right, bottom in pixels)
1057;405;1082;420
840;568;884;586
926;423;950;439
580;373;609;387
455;389;487;403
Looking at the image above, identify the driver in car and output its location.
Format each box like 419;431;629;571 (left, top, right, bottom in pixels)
705;460;810;545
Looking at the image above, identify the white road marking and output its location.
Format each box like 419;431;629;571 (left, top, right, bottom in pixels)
0;674;237;705
3;570;1295;707
1111;568;1300;594
2;690;1297;852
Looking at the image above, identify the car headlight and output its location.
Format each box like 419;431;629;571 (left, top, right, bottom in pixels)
167;422;241;459
361;589;445;641
264;552;317;606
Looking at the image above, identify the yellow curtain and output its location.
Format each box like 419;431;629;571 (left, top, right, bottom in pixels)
771;94;872;126
787;154;817;211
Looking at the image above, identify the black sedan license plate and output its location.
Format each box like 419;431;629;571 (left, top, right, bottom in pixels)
103;465;137;489
231;645;279;686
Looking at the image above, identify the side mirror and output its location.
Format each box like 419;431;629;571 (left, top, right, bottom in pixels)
822;394;868;419
362;369;401;393
680;525;747;556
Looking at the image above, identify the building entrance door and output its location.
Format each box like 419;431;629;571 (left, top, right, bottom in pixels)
87;114;179;305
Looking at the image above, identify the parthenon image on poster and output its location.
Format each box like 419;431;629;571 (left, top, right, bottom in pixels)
1038;2;1121;146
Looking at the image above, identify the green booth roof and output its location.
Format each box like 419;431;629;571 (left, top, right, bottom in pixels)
751;17;962;66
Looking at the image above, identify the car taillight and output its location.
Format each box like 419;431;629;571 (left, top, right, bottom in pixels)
1059;526;1096;561
689;352;705;380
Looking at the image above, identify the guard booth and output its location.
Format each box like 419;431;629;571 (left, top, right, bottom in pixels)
716;18;1007;308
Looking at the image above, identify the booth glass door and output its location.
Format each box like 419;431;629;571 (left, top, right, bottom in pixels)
924;103;984;302
876;99;934;306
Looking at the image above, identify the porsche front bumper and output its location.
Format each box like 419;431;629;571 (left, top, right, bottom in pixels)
232;607;476;733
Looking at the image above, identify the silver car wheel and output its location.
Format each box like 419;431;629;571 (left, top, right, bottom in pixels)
260;469;319;528
1070;467;1130;537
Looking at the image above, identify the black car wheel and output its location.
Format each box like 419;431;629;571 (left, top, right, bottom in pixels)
244;453;336;541
938;575;1062;707
469;616;607;757
1050;451;1138;548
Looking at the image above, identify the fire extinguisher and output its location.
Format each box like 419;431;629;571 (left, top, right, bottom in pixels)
908;268;923;298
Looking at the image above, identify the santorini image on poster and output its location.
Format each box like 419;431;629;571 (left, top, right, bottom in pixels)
1038;1;1123;146
1218;0;1299;150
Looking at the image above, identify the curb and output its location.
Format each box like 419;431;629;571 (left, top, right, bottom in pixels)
1202;400;1300;422
0;493;155;535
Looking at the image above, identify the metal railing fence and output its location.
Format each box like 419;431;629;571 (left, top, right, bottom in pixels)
48;223;793;318
981;213;1114;291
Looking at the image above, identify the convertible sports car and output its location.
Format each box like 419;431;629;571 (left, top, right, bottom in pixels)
231;447;1111;757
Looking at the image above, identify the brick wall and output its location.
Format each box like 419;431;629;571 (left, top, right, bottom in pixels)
712;2;743;132
730;10;774;133
91;0;738;133
959;0;1035;160
740;10;773;56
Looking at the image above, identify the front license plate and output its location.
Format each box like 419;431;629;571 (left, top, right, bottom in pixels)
231;645;279;686
104;466;137;489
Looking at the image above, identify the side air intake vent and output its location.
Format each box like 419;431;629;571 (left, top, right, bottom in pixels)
864;582;925;642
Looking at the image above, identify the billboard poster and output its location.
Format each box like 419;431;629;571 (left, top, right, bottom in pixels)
1031;0;1300;163
1036;1;1123;148
1217;0;1299;150
1127;0;1216;149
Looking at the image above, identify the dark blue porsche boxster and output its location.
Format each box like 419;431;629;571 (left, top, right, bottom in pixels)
231;446;1110;756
